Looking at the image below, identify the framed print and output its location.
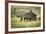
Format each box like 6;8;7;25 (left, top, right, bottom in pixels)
5;0;45;34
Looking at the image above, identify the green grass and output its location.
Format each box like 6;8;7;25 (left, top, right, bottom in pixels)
11;16;41;28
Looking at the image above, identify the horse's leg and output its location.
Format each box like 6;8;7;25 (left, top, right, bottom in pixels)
24;18;25;21
20;17;22;21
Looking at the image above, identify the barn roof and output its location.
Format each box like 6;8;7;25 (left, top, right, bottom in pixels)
24;11;37;18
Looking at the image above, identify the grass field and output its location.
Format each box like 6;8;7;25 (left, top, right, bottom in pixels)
11;16;41;28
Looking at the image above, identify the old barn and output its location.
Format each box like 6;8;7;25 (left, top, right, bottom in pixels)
15;10;37;21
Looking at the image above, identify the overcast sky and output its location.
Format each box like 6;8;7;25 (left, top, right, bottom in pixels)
11;6;41;17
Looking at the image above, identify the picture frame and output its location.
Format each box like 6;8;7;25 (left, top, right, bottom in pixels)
5;0;45;34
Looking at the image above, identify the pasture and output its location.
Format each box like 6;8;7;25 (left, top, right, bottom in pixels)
11;16;41;28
